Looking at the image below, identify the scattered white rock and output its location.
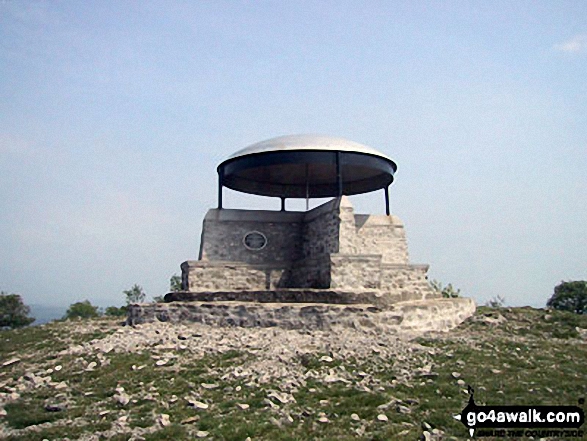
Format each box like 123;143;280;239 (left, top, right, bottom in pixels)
397;405;411;414
319;355;333;362
201;383;219;389
267;391;291;404
350;413;360;421
157;413;171;427
377;414;388;422
196;430;209;438
114;392;130;406
236;403;249;410
451;372;461;379
54;381;68;390
86;361;98;371
187;399;209;410
2;358;20;367
54;365;62;371
155;359;168;366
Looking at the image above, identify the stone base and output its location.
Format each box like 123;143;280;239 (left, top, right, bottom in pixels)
127;297;476;334
164;288;439;308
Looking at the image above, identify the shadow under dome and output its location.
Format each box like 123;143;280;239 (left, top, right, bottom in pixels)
218;135;397;199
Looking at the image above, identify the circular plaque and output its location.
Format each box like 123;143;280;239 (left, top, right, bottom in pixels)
243;231;267;250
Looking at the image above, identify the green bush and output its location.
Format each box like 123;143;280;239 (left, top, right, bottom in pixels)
64;300;100;319
0;292;35;329
547;281;587;314
170;273;182;292
104;305;127;317
429;280;461;298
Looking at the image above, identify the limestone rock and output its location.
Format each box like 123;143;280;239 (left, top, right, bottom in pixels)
2;358;20;367
187;399;209;410
157;413;171;427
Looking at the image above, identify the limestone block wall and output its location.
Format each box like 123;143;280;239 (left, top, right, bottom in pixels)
379;264;440;303
181;261;289;291
301;198;341;259
288;254;331;288
127;298;477;334
199;209;304;264
352;215;409;264
329;254;382;290
337;196;409;264
184;196;434;300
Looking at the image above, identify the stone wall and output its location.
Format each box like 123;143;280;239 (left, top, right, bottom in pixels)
379;264;440;303
184;196;434;301
199;209;304;264
338;197;409;264
182;261;289;291
329;254;382;290
300;198;341;258
128;297;477;333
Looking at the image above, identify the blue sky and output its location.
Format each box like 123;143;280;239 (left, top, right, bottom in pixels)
1;1;585;309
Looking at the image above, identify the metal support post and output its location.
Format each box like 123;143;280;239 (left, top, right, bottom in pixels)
336;151;343;197
218;167;224;209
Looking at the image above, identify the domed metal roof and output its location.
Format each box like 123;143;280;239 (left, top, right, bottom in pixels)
227;134;393;162
217;134;397;214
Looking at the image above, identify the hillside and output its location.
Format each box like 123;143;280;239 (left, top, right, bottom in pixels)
1;307;586;440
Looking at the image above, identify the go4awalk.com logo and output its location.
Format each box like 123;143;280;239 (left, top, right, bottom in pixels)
454;387;585;438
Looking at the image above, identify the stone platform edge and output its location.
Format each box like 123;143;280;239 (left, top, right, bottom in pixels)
127;297;476;334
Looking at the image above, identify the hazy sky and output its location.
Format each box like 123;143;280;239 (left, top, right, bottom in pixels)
1;1;585;309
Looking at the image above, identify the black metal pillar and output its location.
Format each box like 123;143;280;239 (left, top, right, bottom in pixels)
280;197;286;212
335;151;343;197
384;185;390;216
218;167;224;209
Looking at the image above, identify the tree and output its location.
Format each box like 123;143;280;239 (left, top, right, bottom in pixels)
486;295;506;308
124;284;145;305
64;300;100;319
104;305;127;317
547;281;587;315
0;292;35;329
169;274;182;292
429;280;461;298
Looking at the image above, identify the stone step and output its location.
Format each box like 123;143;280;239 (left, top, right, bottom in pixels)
164;289;386;305
127;298;476;333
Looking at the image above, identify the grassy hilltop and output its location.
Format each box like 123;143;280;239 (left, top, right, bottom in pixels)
1;307;586;440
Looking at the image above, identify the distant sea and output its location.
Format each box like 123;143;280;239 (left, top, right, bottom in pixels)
29;304;67;325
